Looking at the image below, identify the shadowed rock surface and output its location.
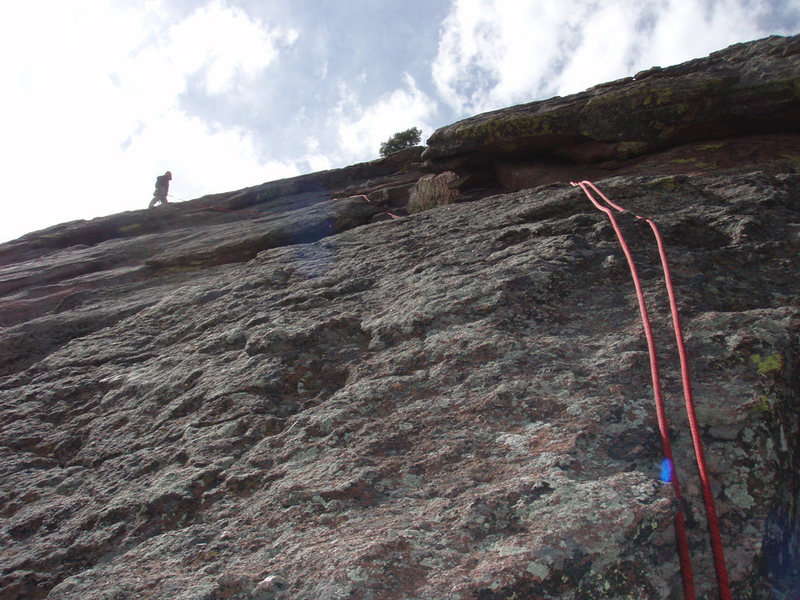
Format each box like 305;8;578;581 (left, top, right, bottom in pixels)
1;35;799;600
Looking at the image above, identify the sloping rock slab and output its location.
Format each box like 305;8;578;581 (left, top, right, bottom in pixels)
1;172;798;599
0;154;424;334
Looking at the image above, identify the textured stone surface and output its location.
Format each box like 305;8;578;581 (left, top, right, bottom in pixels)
1;36;799;600
408;171;460;213
423;34;800;188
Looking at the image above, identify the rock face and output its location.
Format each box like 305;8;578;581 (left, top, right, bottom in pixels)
1;36;799;600
423;35;800;190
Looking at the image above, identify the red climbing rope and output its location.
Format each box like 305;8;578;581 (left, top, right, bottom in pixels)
168;193;401;220
332;194;402;219
571;180;731;600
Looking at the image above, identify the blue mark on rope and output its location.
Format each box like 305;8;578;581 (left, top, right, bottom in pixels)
660;458;673;483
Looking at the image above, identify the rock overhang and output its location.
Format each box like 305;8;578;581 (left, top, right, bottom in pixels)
422;34;800;181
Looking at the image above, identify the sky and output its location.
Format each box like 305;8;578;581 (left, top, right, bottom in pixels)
1;0;798;244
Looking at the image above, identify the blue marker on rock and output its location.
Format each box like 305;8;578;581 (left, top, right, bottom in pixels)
660;458;673;483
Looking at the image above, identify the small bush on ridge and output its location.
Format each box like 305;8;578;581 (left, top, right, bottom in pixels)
380;127;422;157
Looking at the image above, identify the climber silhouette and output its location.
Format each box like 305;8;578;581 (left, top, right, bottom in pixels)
149;171;172;208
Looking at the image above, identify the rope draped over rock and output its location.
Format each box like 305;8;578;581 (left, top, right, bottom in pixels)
330;194;402;220
166;193;402;220
572;180;731;600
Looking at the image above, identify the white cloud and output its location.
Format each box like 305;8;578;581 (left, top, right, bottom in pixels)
304;138;333;172
433;0;799;115
431;0;503;114
634;0;777;71
335;74;435;160
0;0;299;243
165;0;298;95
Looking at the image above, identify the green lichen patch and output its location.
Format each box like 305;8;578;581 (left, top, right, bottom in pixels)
752;394;774;413
645;176;678;190
575;561;658;599
697;142;725;151
750;352;784;375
